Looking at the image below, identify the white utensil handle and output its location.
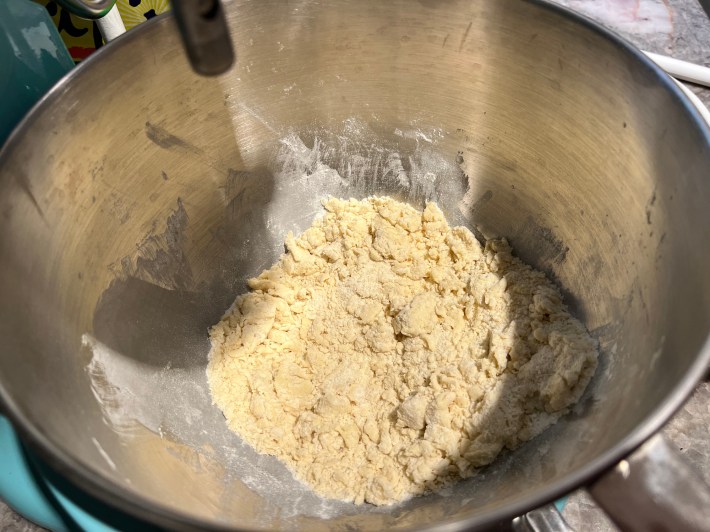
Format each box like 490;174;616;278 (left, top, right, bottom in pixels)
644;51;710;88
97;4;126;43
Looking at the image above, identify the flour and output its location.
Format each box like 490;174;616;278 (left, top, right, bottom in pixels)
207;197;598;506
261;124;468;261
84;333;206;436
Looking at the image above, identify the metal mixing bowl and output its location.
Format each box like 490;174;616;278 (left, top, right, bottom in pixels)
1;0;709;530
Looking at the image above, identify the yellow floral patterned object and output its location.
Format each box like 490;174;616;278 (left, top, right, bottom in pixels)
35;0;172;63
116;0;171;31
35;0;103;62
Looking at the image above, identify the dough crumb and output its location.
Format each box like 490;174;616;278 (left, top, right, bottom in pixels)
207;197;598;506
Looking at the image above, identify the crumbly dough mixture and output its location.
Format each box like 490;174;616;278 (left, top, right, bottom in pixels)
207;197;598;506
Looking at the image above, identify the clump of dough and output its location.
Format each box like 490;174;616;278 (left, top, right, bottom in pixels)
207;197;598;506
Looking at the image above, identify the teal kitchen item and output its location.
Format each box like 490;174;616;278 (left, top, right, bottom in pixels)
1;414;570;529
56;0;116;19
0;416;66;531
0;415;159;531
0;0;74;146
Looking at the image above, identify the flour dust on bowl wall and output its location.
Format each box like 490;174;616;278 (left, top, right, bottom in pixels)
1;0;710;530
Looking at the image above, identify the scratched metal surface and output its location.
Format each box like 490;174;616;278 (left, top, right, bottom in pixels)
551;1;710;529
2;0;710;530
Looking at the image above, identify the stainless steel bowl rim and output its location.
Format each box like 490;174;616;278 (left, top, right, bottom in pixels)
1;2;709;530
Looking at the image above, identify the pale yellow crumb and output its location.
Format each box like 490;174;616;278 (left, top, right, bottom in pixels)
207;196;598;506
